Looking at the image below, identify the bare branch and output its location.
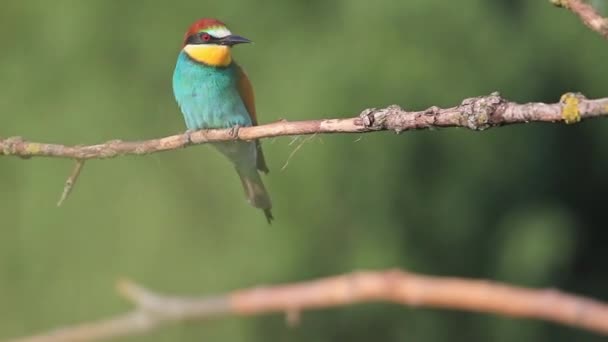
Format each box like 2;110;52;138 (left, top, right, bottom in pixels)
7;269;608;342
551;0;608;39
1;93;607;161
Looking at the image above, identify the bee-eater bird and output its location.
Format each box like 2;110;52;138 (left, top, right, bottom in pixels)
172;18;273;223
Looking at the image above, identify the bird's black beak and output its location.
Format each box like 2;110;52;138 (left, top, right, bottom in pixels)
219;34;252;46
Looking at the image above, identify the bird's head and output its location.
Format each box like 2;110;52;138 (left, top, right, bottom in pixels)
181;18;251;67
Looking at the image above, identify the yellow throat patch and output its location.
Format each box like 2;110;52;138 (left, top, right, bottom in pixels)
183;45;232;67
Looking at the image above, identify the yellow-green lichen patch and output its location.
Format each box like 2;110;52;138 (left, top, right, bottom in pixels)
25;143;41;155
560;93;581;124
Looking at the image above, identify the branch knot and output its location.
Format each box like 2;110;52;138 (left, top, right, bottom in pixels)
459;92;506;130
359;108;378;128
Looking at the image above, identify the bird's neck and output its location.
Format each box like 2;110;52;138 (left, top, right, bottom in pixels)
183;45;232;67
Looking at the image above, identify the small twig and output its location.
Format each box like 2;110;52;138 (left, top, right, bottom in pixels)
57;159;85;206
1;93;607;161
551;0;608;39
7;269;608;342
281;133;317;171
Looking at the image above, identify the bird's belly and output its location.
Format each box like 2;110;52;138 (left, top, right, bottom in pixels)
180;89;251;130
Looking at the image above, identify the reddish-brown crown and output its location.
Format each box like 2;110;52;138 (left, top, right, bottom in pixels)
183;18;227;44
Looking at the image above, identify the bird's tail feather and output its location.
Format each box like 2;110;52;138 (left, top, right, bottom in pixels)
236;166;273;224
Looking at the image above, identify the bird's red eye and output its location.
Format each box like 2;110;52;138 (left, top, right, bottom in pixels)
201;33;211;42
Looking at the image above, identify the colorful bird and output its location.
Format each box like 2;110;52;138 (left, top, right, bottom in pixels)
172;18;273;223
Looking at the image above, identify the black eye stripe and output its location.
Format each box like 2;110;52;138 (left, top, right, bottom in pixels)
185;32;219;45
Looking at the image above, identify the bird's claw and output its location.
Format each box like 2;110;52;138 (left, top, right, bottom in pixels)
229;125;241;139
184;129;196;144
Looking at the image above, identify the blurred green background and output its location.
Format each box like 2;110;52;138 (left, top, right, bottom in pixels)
1;0;607;341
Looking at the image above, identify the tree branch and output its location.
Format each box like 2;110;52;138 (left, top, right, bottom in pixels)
1;93;607;161
6;269;608;342
0;93;608;205
3;92;605;204
551;0;608;39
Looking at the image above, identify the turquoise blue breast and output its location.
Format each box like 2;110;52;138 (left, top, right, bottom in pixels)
172;51;252;130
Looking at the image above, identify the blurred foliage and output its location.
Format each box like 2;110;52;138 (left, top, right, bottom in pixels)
1;0;607;341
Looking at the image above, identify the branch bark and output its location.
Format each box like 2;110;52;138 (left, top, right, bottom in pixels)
3;92;605;204
552;0;608;39
7;269;608;342
1;93;607;160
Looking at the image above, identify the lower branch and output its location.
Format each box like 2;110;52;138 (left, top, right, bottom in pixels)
7;269;608;342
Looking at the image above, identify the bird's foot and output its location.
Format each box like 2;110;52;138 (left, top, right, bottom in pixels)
184;129;196;144
229;125;241;140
